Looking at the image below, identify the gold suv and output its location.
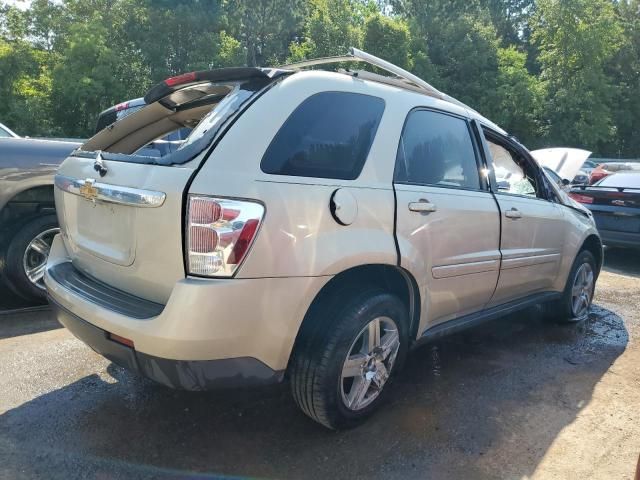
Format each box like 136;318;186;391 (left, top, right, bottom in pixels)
45;49;602;429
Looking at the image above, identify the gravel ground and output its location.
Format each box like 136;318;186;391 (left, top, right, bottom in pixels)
0;248;639;479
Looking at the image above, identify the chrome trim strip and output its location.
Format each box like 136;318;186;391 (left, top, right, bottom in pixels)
54;174;166;208
501;253;561;270
432;259;500;279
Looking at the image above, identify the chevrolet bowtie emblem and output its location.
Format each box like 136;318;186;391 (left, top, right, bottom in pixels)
79;178;98;201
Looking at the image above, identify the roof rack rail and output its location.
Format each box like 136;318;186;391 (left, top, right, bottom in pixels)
281;47;479;115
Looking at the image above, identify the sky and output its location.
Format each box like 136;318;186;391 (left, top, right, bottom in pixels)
4;0;31;9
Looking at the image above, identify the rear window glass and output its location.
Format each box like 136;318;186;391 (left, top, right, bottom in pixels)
261;92;385;180
597;173;640;188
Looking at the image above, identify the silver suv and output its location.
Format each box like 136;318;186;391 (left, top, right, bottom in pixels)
45;49;602;429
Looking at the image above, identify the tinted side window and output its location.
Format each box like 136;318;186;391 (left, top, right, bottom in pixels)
395;110;481;190
261;92;385;180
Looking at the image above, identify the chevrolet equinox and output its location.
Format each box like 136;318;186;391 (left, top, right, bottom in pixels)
45;48;602;429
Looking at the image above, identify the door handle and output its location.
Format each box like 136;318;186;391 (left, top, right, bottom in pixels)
505;208;522;219
408;200;437;213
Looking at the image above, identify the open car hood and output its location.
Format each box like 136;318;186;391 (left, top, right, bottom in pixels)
531;148;592;181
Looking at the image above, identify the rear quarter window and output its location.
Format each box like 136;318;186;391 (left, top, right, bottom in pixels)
260;91;385;180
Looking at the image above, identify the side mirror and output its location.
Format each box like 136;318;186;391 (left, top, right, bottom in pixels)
562;178;571;186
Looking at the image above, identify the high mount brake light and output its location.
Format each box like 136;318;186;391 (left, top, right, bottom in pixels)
186;196;265;277
165;72;198;87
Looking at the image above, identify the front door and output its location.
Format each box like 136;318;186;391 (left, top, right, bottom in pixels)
394;109;501;333
482;130;566;305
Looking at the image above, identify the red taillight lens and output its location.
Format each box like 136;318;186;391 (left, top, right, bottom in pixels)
569;192;594;204
189;197;222;224
115;101;129;112
228;219;260;265
165;71;198;87
189;226;219;253
186;196;264;277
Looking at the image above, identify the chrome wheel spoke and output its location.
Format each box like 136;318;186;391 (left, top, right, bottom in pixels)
368;318;381;351
26;263;46;283
29;237;51;256
342;354;366;378
380;329;400;360
347;376;371;409
572;283;583;297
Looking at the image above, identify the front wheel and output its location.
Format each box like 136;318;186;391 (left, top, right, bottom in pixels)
289;289;409;429
545;250;597;323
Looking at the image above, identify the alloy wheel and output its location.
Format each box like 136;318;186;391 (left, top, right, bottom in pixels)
22;227;59;290
571;262;594;319
340;316;400;411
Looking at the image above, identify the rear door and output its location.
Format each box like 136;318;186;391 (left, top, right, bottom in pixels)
482;130;566;305
394;109;501;329
54;69;279;303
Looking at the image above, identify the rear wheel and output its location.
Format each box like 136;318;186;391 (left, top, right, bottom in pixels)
3;215;59;301
545;250;596;323
289;289;408;429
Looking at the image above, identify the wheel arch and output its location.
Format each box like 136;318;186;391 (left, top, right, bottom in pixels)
580;234;603;277
1;184;56;231
286;263;421;376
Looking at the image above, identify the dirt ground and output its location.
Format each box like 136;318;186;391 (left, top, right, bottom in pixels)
0;248;639;479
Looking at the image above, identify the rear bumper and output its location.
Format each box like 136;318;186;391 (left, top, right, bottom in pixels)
599;229;640;248
45;235;330;389
50;297;282;390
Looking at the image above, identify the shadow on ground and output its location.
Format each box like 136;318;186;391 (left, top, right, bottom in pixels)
0;307;59;340
603;247;640;278
0;303;628;480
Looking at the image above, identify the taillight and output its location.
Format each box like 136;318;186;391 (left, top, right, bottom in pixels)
569;192;594;204
186;196;265;277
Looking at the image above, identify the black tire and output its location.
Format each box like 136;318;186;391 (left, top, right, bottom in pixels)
289;288;409;429
544;249;597;323
3;214;59;301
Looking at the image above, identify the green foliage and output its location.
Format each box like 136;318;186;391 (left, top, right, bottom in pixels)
533;0;622;152
0;0;637;158
288;0;365;61
495;46;543;146
363;14;411;70
50;21;130;136
608;0;640;157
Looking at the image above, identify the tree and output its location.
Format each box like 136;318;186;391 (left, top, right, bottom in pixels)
480;0;535;46
494;46;543;145
225;0;306;66
363;13;411;70
49;21;130;136
288;0;367;61
532;0;622;151
608;0;640;157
